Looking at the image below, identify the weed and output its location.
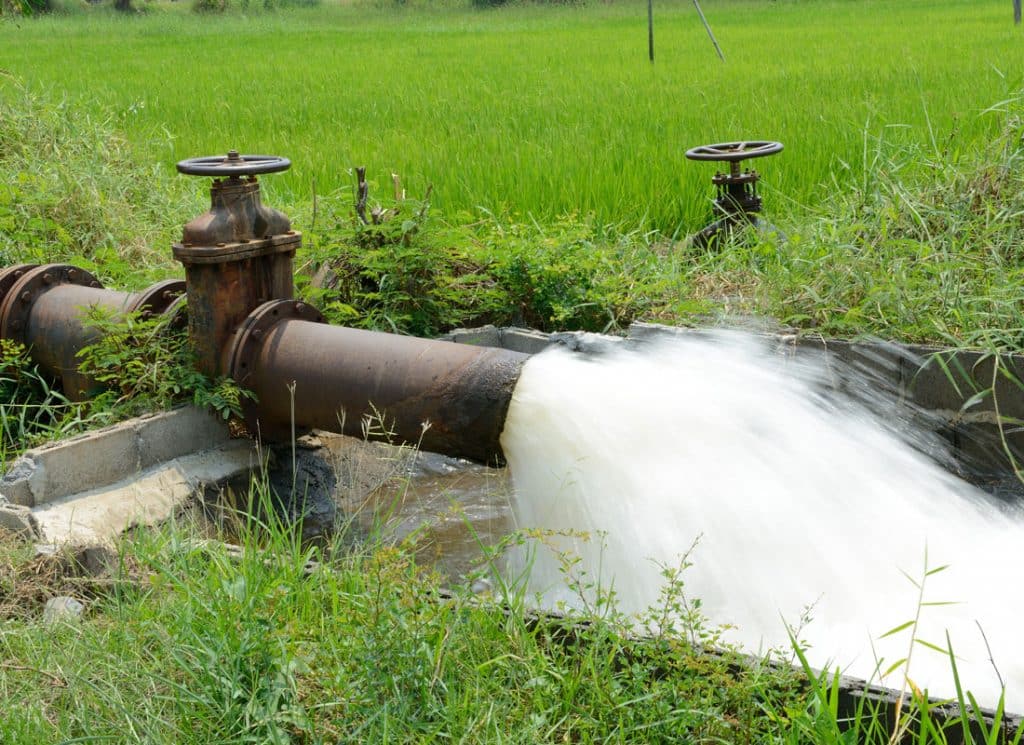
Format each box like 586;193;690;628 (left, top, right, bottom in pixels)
0;339;98;462
0;79;186;285
76;307;250;421
300;172;507;336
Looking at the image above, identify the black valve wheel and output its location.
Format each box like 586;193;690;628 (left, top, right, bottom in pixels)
176;150;291;177
685;141;783;162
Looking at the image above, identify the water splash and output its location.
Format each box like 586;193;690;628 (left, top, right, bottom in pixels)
501;331;1024;710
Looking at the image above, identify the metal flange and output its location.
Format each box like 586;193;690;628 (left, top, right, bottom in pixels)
161;293;189;332
0;264;102;345
124;279;187;317
225;299;326;385
172;232;301;264
0;264;39;316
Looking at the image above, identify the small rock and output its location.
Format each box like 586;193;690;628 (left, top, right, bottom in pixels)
75;545;118;577
0;503;38;538
33;543;61;560
295;434;323;450
43;596;85;624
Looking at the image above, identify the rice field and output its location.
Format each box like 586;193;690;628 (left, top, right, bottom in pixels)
1;0;1021;233
2;7;1024;740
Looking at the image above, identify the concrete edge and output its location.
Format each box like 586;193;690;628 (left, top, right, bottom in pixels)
28;438;259;548
0;405;233;508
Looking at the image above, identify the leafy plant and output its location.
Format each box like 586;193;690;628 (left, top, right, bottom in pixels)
472;212;681;332
76;307;250;421
191;0;227;12
0;339;84;461
300;170;508;336
0;0;51;16
300;172;685;335
0;80;186;283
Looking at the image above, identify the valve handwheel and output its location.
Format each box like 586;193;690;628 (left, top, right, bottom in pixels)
176;150;291;177
685;141;783;162
684;138;784;249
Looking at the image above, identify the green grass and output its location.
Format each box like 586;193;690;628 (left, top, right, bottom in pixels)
2;488;1017;743
1;0;1021;234
0;485;811;744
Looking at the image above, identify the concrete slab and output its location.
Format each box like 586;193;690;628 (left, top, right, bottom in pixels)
137;406;237;471
1;406;239;508
0;406;260;546
442;325;553;355
30;440;256;547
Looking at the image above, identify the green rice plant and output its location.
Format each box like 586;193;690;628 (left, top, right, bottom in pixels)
2;0;1020;234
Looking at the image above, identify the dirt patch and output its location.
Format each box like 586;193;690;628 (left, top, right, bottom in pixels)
0;531;143;620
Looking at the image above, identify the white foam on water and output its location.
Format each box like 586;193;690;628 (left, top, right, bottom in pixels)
500;331;1024;710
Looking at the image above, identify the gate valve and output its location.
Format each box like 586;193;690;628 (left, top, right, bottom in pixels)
175;150;295;250
172;150;302;378
685;140;783;248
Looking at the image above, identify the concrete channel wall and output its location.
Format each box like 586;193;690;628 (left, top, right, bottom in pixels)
444;322;1024;484
0;407;258;544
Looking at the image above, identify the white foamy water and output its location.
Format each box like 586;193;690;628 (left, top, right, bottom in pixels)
500;332;1024;710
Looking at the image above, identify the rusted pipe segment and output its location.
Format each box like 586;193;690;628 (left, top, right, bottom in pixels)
0;264;103;345
226;300;530;465
0;264;106;399
0;264;38;317
176;151;291;177
0;267;185;400
685;141;784;161
25;284;132;400
173;247;297;378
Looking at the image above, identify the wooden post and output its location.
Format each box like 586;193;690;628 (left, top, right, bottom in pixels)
648;0;654;63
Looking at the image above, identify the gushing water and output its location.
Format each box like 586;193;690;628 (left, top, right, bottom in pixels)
500;331;1024;710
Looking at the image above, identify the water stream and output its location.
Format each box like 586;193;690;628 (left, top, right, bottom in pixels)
500;331;1024;711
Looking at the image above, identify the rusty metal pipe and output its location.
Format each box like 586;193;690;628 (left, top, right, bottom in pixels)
6;155;531;464
227;301;529;464
24;284;136;399
0;264;185;399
